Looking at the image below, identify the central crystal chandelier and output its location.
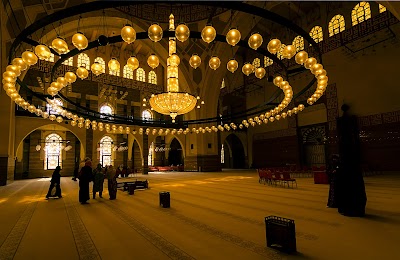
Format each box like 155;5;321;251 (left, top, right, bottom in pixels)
149;14;197;123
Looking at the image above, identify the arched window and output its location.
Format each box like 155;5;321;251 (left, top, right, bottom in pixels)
309;26;323;43
100;136;113;167
46;98;63;115
123;65;133;79
45;53;55;62
44;133;62;170
329;15;345;37
277;44;286;60
77;53;90;70
148;142;154;166
136;68;145;82
264;56;273;67
379;4;387;13
109;67;120;76
352;2;371;26
148;71;157;84
62;57;73;66
292;36;304;51
252;58;261;69
221;144;224;164
100;104;113;115
142;109;152;120
94;57;105;73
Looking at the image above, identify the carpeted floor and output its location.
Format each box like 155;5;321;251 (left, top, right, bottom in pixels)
0;170;399;260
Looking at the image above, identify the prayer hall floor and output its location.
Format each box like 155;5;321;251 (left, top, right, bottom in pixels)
0;170;399;260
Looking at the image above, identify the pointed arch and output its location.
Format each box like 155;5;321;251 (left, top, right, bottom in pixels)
77;53;90;70
99;135;113;166
148;71;157;84
309;26;323;43
136;68;145;82
292;36;304;51
329;15;345;37
352;2;371;26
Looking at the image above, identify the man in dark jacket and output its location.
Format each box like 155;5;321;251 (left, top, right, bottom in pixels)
46;166;62;199
79;160;93;204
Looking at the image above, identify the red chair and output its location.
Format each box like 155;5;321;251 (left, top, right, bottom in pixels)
282;173;297;188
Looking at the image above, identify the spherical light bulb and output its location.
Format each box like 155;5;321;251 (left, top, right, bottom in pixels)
50;81;61;91
12;58;28;71
91;62;103;76
121;24;136;44
311;63;323;75
148;23;163;42
167;54;180;67
282;45;296;59
208;56;221;70
51;37;69;54
273;76;283;87
295;51;308;65
34;44;51;60
65;72;77;83
72;32;88;50
189;54;201;69
57;77;68;87
147;54;159;69
56;116;63;123
248;33;263;50
201;25;216;43
227;59;238;73
22;50;38;66
108;58;120;72
267;39;281;54
76;66;89;79
304;57;317;69
175;23;190;42
127;56;139;71
242;63;254;76
255;67;266;79
6;65;21;77
226;28;241;47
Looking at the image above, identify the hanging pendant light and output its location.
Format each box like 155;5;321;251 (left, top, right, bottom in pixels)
127;56;139;71
121;24;136;44
148;23;163;42
21;50;38;66
91;61;103;76
201;25;216;43
76;66;89;79
175;23;190;42
34;44;52;60
208;56;221;70
242;63;254;76
147;54;160;69
248;33;263;50
255;67;266;79
108;58;120;72
65;72;77;83
51;37;69;54
189;54;201;69
72;32;88;50
227;59;238;73
226;28;241;47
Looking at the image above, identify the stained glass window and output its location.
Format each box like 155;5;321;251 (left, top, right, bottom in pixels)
310;26;323;43
123;65;133;79
148;142;154;166
100;136;113;167
148;71;157;84
136;68;145;82
264;56;273;67
44;133;62;170
329;15;345;37
277;44;286;60
94;57;105;73
252;58;261;69
352;2;371;26
293;36;304;51
77;53;90;70
142;109;152;120
379;4;387;13
62;57;73;66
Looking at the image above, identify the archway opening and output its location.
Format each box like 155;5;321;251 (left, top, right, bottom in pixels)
168;138;183;166
131;139;142;173
224;134;246;169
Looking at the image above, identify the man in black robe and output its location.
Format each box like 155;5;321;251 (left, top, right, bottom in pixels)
336;104;367;216
46;166;62;199
79;160;92;204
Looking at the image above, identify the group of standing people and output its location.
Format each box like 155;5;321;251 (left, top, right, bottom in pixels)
45;158;119;204
78;158;118;204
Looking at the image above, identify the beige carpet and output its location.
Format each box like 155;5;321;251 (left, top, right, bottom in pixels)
0;170;399;260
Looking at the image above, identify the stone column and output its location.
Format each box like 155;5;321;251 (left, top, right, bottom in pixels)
142;134;149;174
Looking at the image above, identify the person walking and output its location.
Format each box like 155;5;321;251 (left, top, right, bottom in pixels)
92;164;105;199
46;166;62;199
79;160;93;204
107;165;118;200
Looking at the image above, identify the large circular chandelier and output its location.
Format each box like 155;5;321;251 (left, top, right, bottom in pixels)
149;14;197;122
4;2;327;136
